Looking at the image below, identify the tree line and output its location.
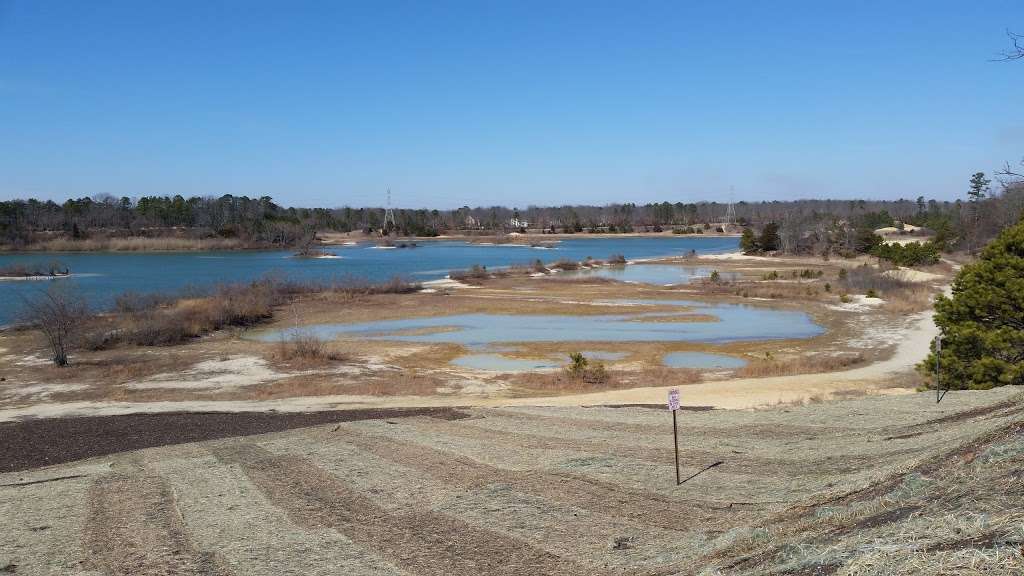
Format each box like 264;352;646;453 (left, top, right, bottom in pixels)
1;174;1021;252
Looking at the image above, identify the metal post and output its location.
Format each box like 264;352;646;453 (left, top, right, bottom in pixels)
672;410;680;485
935;335;942;404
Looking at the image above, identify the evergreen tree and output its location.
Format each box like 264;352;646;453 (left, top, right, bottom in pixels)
739;227;759;253
920;217;1024;389
759;222;781;252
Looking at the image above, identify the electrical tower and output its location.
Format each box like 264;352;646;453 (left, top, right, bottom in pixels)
724;187;737;227
383;189;397;235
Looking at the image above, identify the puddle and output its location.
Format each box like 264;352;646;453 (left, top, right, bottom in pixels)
662;352;747;369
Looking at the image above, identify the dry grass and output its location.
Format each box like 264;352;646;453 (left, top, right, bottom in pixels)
8;236;248;252
84;276;421;349
736;353;866;378
513;364;702;394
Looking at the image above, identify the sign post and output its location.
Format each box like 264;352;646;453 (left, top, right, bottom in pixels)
668;388;680;485
935;335;943;404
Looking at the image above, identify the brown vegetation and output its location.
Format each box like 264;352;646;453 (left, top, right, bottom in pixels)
7;236;248;252
83;276;420;349
736;353;866;378
0;260;69;277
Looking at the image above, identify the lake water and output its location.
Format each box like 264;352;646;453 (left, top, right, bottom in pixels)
0;236;738;325
254;299;823;346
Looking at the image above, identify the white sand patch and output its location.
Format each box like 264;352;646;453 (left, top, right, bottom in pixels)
1;383;89;400
15;355;51;367
697;251;764;261
423;278;477;289
828;295;886;312
438;378;509;395
125;355;289;390
883;268;943;282
419;288;438;293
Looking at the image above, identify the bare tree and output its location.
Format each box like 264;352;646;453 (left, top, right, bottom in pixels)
996;30;1024;61
20;283;88;366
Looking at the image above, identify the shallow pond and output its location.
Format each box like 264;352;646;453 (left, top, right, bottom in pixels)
0;236;737;325
255;300;823;346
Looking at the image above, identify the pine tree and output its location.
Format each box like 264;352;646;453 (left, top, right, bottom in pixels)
739;228;759;253
759;222;781;252
919;217;1024;389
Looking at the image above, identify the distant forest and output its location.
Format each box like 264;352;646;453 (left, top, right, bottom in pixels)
1;173;1022;256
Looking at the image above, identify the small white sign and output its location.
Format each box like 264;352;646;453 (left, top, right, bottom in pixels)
668;388;680;411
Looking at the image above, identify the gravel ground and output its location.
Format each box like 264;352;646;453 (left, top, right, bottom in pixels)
1;389;1021;575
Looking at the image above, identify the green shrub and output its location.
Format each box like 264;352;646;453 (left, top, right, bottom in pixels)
870;241;940;267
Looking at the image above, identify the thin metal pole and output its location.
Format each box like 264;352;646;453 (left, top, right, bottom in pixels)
672;410;680;485
935;335;942;404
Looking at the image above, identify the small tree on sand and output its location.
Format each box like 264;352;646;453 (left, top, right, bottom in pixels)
21;283;88;366
919;217;1024;389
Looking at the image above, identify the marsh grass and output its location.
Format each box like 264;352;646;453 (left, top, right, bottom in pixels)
736;353;866;378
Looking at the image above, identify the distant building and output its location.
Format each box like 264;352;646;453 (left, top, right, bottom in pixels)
510;217;529;229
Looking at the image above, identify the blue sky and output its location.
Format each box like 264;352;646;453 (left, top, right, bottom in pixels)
1;1;1022;208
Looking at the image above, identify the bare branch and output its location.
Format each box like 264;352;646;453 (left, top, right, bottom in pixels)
993;29;1024;61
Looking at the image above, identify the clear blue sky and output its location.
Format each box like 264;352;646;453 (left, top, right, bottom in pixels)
1;1;1021;208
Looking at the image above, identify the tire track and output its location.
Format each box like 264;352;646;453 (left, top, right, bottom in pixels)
331;426;739;531
214;444;598;576
84;473;231;576
403;415;886;477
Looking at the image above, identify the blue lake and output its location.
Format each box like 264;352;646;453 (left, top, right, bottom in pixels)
0;236;738;325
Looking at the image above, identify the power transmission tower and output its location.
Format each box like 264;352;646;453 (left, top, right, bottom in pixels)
724;187;737;227
383;189;397;235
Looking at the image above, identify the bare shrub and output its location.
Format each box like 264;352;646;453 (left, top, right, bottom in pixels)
549;259;581;271
449;264;489;281
20;283;89;366
271;331;347;366
0;260;69;277
608;254;627;265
